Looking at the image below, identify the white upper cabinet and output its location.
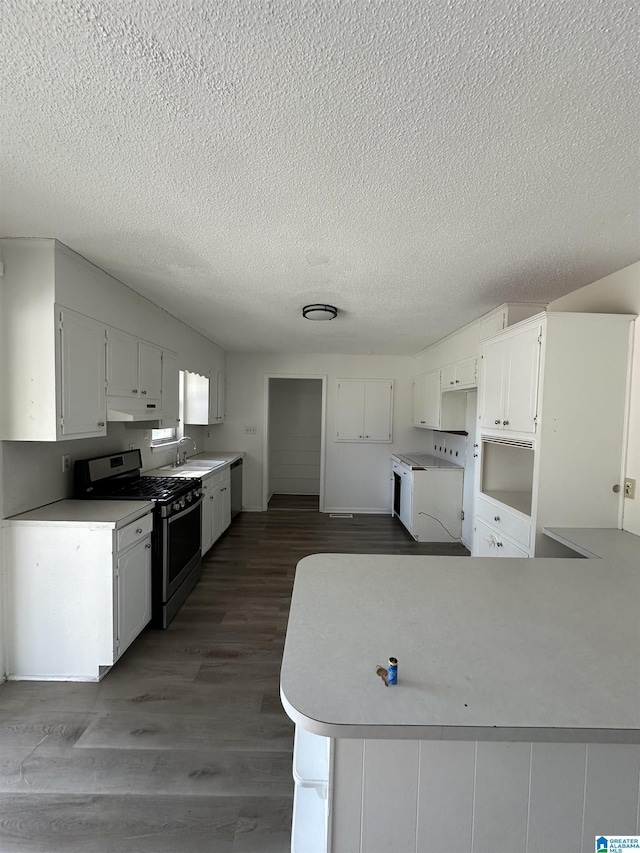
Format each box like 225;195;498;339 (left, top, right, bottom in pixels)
138;341;162;405
414;370;466;431
160;350;179;428
184;369;225;425
336;379;393;442
440;357;478;391
105;328;138;398
59;307;107;438
106;330;165;419
479;323;542;434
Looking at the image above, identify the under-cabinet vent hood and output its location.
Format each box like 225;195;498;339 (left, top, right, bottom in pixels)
106;403;161;425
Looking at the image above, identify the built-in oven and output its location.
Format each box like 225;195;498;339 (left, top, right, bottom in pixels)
392;458;413;533
160;495;203;624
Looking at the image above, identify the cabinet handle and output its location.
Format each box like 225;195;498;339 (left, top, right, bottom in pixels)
494;419;501;425
132;389;138;394
141;390;147;395
136;527;143;534
494;516;500;522
97;421;105;427
503;420;509;426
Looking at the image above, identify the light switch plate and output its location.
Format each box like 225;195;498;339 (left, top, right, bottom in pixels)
245;425;257;435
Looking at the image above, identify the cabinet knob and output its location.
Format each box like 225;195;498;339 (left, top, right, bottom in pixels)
503;420;509;426
473;453;478;457
145;543;151;549
455;379;460;383
136;527;143;534
494;419;501;425
420;421;426;424
496;541;503;547
141;390;147;395
449;381;454;385
97;421;105;427
132;389;138;394
494;516;500;522
359;435;363;439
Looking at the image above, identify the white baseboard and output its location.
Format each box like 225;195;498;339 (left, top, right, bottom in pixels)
322;507;390;515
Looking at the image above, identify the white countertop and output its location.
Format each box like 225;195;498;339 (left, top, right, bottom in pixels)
392;452;463;470
7;499;153;527
280;529;640;742
144;451;243;478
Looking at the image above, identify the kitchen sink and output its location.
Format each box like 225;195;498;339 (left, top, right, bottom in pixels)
159;464;221;476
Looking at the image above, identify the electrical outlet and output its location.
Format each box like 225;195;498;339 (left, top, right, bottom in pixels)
129;444;135;451
245;425;257;435
62;455;71;473
624;478;636;499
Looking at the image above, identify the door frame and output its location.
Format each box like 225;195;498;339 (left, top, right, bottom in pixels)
262;374;327;512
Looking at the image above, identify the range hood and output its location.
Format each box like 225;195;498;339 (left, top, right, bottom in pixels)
106;402;161;426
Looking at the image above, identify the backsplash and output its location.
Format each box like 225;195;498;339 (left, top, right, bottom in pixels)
429;431;467;465
1;423;206;517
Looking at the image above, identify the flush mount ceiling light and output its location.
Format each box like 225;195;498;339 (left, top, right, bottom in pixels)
302;303;338;321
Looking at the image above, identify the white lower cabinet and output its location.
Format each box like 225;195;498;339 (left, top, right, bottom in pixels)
201;466;231;554
321;738;640;852
291;727;330;853
5;506;153;681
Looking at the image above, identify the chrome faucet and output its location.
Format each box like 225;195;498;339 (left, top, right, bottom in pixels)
175;435;196;466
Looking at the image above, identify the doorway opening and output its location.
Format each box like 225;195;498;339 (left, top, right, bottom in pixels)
263;375;326;512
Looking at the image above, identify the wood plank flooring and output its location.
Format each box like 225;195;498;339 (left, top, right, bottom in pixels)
0;511;468;852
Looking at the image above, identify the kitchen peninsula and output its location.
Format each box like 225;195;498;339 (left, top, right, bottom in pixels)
280;531;640;852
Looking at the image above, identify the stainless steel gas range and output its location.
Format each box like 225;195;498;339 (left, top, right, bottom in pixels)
74;449;203;628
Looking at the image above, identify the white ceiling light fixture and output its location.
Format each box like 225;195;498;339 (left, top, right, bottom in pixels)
302;303;338;321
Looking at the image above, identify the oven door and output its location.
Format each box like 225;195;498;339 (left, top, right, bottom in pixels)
162;497;203;601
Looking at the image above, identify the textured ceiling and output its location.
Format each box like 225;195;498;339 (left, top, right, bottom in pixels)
1;0;638;355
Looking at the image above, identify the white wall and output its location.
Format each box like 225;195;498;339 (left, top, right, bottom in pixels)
268;378;322;496
210;353;422;513
548;261;640;535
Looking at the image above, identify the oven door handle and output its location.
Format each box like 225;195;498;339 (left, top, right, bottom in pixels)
167;496;203;524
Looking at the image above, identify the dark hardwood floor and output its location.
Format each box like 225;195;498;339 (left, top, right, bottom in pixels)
0;511;468;852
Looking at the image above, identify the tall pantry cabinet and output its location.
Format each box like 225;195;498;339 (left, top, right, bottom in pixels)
473;312;634;557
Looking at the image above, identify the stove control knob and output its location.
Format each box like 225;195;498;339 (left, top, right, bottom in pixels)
180;498;186;509
172;501;181;512
186;492;193;503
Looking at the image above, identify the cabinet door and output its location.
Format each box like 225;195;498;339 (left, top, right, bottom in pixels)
221;481;231;530
211;485;224;544
502;325;541;433
498;537;529;558
473;518;499;556
59;309;107;438
455;357;477;388
413;373;428;426
116;536;152;657
479;338;505;430
160;350;180;427
363;381;393;442
138;342;162;403
202;484;214;553
336;380;365;440
440;366;456;390
422;370;441;429
208;371;219;423
106;328;139;398
216;372;226;422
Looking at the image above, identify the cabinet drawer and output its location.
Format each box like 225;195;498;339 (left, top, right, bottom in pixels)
476;496;531;549
117;512;153;552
